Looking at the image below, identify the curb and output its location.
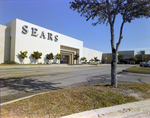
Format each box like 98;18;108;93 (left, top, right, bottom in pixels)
0;91;50;106
123;70;150;74
0;65;70;69
61;99;150;118
0;64;99;69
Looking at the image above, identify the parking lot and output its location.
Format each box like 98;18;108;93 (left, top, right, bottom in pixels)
0;64;150;103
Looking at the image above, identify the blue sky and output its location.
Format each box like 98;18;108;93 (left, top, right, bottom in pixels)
0;0;150;54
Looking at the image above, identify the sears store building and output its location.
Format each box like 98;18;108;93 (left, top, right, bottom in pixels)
0;19;102;64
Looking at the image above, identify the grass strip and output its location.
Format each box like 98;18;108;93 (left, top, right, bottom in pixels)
125;66;150;73
1;83;150;118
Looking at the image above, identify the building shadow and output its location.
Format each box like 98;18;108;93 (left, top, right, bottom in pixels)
44;56;49;64
16;54;24;64
0;77;61;92
29;54;37;64
4;27;11;62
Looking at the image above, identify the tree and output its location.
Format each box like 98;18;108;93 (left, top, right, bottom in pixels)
46;53;54;63
81;57;86;62
135;53;147;64
74;53;79;60
56;53;61;60
70;0;150;87
31;51;42;62
118;54;124;63
94;57;100;62
130;57;136;61
130;57;136;64
18;51;28;63
56;53;61;64
74;53;79;64
90;58;95;62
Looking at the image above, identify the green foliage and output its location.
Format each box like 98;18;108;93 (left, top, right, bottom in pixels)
130;57;137;61
90;59;95;62
46;53;54;60
94;57;100;62
74;53;79;60
126;66;150;74
81;62;86;64
52;62;58;64
135;54;147;63
2;61;18;64
81;57;86;61
56;53;61;60
70;0;150;26
18;51;28;59
31;51;42;60
118;54;124;63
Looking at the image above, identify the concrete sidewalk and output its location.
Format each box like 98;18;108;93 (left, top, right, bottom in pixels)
61;99;150;118
0;64;101;69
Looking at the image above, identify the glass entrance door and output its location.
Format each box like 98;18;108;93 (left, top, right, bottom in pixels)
60;55;69;64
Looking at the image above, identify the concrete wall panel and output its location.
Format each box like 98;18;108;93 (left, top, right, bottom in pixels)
0;25;6;63
83;47;102;62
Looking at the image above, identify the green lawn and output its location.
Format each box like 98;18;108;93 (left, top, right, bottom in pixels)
125;66;150;73
1;83;150;118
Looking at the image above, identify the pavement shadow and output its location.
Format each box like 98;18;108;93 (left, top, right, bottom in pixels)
0;78;61;92
86;74;111;84
69;75;111;88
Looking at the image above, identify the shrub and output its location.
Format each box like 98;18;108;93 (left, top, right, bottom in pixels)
81;62;86;64
56;53;61;60
52;62;58;64
94;57;100;62
74;53;79;60
31;51;42;60
90;59;95;62
81;57;86;62
46;53;54;60
18;51;28;59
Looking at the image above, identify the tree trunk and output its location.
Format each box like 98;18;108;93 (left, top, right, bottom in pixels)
111;51;118;87
110;23;118;87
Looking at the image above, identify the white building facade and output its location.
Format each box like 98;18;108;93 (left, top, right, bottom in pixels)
0;19;102;64
83;47;102;62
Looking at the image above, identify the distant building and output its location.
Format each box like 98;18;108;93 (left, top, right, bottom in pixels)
102;53;112;64
118;50;135;60
118;50;135;63
102;50;135;64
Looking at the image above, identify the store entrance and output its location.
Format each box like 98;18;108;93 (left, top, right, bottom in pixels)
60;55;69;64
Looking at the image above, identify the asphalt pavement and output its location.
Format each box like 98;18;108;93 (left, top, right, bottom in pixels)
0;64;150;103
0;64;150;118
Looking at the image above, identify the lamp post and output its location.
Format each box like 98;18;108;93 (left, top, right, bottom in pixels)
106;57;107;64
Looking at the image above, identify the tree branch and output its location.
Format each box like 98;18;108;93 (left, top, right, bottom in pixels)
112;0;119;25
116;20;125;51
106;0;112;26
